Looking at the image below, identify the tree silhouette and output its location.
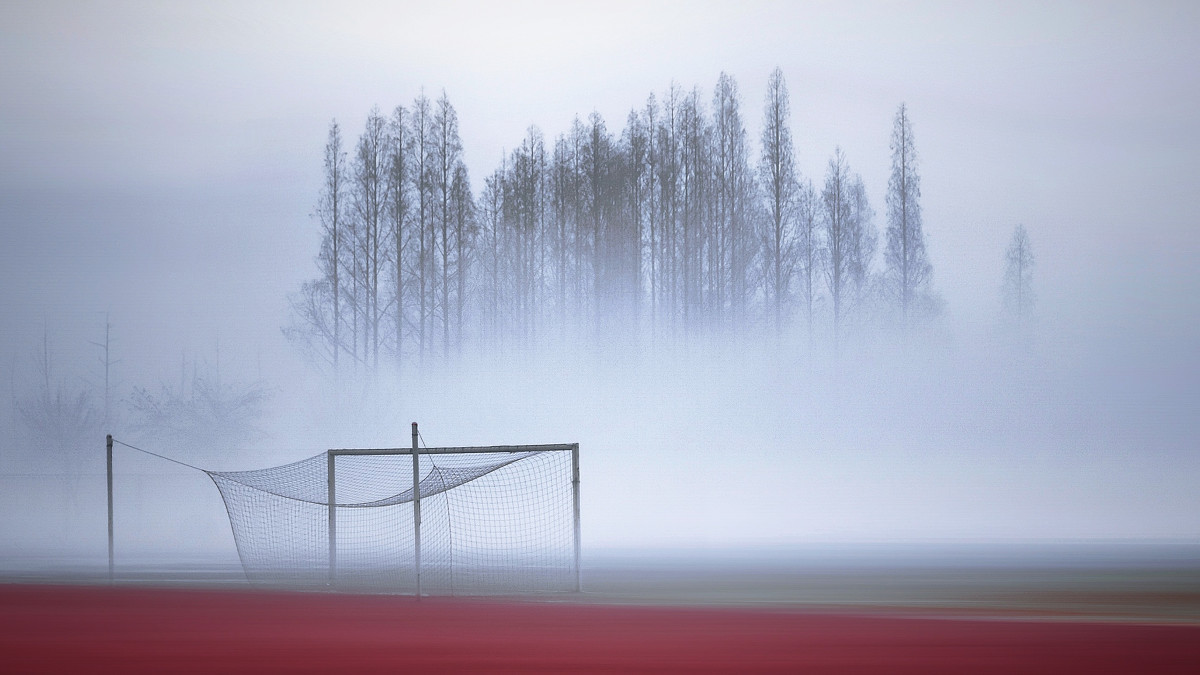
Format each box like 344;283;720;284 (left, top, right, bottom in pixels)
1003;224;1035;330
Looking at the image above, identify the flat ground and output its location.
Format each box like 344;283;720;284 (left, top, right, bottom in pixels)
2;583;1198;673
4;546;1200;672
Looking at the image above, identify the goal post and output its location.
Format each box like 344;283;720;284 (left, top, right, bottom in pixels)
412;422;420;597
206;427;581;595
572;441;581;593
106;434;114;583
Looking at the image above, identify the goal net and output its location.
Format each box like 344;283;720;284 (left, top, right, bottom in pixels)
205;442;580;595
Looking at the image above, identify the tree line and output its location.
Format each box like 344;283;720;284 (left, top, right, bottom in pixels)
287;68;949;374
4;67;1043;460
6;321;270;467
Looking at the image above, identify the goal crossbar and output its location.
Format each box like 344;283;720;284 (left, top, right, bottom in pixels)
327;443;576;456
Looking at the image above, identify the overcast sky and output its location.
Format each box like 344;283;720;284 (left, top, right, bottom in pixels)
1;1;1198;546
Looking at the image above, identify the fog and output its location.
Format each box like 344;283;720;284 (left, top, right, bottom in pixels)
2;1;1198;568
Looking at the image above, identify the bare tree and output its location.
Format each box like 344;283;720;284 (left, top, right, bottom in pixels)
884;103;933;329
583;112;615;332
623;107;649;332
820;148;874;348
387;105;411;368
568;116;588;325
678;87;708;332
352;107;391;370
821;148;852;346
1003;224;1035;329
642;93;660;336
795;178;819;346
656;85;682;337
478;166;506;345
411;93;434;364
286;120;347;373
758;67;798;335
511;126;547;345
433;91;464;358
847;174;877;315
18;329;100;462
451;161;474;352
550;133;574;332
128;359;270;453
712;72;755;330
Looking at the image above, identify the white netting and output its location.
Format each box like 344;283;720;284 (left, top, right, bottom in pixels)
206;448;577;594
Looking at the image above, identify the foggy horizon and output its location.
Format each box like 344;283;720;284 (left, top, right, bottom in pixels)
2;1;1198;560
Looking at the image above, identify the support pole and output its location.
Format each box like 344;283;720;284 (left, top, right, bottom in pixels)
571;443;581;593
412;422;421;598
106;434;113;583
327;451;336;587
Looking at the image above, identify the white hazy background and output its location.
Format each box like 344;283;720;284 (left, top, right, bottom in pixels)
1;1;1198;562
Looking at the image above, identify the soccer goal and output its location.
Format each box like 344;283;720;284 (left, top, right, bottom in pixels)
106;425;581;595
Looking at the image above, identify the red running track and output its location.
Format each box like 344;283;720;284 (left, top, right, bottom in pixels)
2;585;1197;673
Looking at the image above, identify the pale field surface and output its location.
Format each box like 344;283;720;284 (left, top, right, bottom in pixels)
2;469;1198;623
3;539;1197;624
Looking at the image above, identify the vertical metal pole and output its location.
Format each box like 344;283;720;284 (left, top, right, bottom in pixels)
327;451;336;587
412;422;421;598
571;443;581;593
106;434;113;583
